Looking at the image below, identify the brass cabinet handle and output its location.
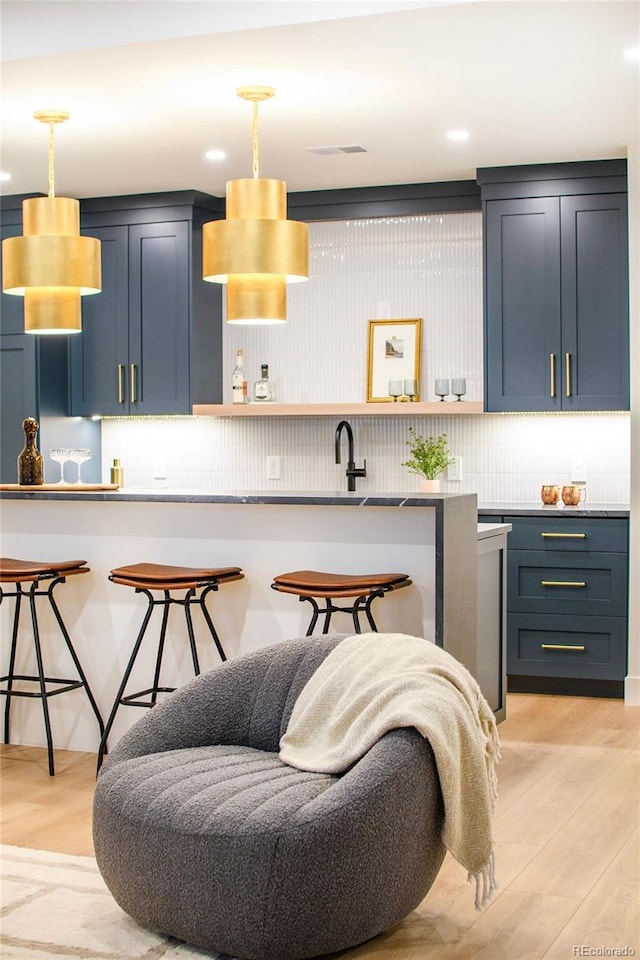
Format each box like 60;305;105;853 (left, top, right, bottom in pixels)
540;532;587;539
541;580;586;588
117;364;125;404
130;363;137;404
565;352;571;397
549;353;556;398
541;643;587;652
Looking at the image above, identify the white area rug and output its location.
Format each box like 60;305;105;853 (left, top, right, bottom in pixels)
0;845;239;959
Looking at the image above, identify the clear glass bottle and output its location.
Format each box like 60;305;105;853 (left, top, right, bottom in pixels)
18;417;44;485
253;363;275;402
231;348;248;404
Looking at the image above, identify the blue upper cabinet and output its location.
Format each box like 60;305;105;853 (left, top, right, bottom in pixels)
70;191;224;416
479;161;629;412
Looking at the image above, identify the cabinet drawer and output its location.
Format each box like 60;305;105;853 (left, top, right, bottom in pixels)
504;516;628;553
507;614;627;680
507;550;627;617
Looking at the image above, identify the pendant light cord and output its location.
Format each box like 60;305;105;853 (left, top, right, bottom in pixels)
48;121;56;198
251;100;260;180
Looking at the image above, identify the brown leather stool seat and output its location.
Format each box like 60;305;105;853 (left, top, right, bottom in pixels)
0;557;104;776
271;569;412;636
98;562;244;770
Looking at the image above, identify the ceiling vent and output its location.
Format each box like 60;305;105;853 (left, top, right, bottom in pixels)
305;144;369;156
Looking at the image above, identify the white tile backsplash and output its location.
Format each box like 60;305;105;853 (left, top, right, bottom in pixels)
100;213;630;504
101;412;630;504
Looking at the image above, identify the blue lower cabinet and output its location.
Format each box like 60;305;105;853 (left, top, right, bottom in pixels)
503;514;628;695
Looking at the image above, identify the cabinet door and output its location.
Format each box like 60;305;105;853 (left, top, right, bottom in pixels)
560;194;629;411
0;335;38;482
484;197;561;411
69;226;129;415
128;221;190;414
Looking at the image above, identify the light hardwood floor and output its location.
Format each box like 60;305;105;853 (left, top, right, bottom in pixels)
1;693;638;960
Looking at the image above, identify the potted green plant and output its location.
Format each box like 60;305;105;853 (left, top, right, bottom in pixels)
402;429;454;492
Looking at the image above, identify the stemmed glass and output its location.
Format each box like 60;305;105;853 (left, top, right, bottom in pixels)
434;379;450;402
451;378;467;401
68;448;91;484
388;380;403;402
404;379;418;402
49;448;71;484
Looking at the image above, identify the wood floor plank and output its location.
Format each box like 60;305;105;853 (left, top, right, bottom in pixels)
541;827;640;958
510;750;640;898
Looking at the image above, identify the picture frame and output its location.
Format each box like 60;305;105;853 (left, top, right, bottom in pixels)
366;318;422;402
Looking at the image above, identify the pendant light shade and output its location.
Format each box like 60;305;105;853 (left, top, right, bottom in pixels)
1;111;101;335
202;87;308;325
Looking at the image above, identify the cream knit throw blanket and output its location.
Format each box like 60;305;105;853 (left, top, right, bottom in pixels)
279;633;501;909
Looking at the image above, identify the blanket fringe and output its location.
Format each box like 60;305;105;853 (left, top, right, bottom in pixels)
468;851;498;910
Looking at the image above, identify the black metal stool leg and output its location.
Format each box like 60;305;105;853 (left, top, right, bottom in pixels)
300;595;321;636
322;600;334;635
47;578;104;738
363;592;381;632
28;582;56;777
3;586;22;746
97;589;155;772
150;591;171;707
184;588;202;674
198;584;227;662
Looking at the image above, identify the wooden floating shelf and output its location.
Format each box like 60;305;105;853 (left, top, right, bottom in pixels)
193;401;485;418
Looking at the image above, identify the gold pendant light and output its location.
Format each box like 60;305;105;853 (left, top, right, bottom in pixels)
202;86;308;324
2;111;101;334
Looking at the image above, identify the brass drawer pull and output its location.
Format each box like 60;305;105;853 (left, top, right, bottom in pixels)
540;532;587;539
117;364;125;404
541;580;586;588
565;352;571;397
130;363;137;404
541;643;587;652
549;353;556;398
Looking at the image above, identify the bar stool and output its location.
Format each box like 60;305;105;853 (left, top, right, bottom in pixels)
98;562;244;770
271;569;412;636
0;557;104;776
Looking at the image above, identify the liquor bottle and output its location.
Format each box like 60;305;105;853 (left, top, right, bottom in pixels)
18;417;44;485
231;348;248;404
110;458;124;487
253;363;276;402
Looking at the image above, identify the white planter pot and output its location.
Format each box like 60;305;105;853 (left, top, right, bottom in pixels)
419;478;441;493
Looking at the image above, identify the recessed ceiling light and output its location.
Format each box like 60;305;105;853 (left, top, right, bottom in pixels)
0;172;11;181
205;149;226;162
447;129;469;142
624;47;639;62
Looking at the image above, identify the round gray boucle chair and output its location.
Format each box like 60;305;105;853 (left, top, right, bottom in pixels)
93;634;446;960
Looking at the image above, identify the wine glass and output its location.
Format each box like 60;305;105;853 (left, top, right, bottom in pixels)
388;380;403;402
404;379;418;402
49;448;71;484
434;379;450;402
451;378;467;401
68;448;91;484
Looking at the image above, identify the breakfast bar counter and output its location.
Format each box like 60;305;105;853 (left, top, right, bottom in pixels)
0;489;482;752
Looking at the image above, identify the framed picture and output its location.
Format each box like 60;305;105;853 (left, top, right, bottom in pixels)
366;318;422;402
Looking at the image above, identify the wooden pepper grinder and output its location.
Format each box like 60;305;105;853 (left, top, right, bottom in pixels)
18;417;44;485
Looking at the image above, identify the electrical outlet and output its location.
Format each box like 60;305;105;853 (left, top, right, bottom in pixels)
447;456;462;482
266;456;281;480
571;458;586;482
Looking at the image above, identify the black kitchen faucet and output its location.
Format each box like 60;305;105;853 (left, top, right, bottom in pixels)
335;420;367;492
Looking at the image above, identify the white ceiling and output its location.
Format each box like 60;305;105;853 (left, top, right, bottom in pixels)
1;1;638;200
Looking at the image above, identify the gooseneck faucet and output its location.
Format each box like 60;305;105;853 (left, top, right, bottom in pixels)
335;420;367;492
